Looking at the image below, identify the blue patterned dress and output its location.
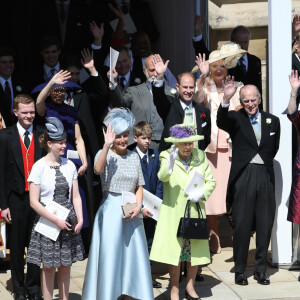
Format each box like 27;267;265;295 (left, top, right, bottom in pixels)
82;149;153;300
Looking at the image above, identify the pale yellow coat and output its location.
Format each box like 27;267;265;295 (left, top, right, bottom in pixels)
149;148;216;266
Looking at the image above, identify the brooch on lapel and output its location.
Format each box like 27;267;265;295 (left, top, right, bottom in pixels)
170;88;177;95
201;113;206;119
194;156;200;163
151;154;155;158
134;78;141;85
266;118;272;124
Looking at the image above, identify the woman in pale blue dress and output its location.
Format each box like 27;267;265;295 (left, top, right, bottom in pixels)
82;108;153;300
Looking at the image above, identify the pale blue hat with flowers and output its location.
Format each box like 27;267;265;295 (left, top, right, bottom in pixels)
164;124;204;143
104;108;135;135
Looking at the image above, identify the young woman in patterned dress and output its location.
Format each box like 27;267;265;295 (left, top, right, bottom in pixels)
26;117;84;300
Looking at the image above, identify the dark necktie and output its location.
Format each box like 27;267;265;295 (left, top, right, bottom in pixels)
24;131;30;149
142;154;148;175
119;76;126;91
5;81;12;102
49;68;56;80
240;57;247;76
59;1;66;23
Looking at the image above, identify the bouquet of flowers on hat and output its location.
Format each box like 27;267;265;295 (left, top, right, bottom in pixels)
165;124;204;174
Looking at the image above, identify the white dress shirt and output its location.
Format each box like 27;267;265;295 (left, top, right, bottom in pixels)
136;147;148;163
17;122;33;143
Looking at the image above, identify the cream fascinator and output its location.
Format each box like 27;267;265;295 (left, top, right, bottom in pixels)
191;42;247;73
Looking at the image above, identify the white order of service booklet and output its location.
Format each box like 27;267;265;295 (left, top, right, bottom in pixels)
142;189;162;221
184;171;205;196
35;201;70;241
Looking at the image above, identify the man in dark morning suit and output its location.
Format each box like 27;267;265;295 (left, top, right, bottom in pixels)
103;46;142;93
132;121;163;288
0;95;44;300
217;82;280;286
150;54;211;152
0;47;27;128
109;54;174;149
193;18;262;99
30;35;63;90
228;26;262;96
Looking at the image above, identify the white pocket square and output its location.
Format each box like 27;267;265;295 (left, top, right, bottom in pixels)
270;132;275;136
202;122;207;128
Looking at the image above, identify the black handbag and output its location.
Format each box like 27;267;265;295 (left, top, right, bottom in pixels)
177;200;209;240
67;216;78;234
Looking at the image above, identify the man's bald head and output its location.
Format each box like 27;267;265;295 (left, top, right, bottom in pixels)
240;84;261;115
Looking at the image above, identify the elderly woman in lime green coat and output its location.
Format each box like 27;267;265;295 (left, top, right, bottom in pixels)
150;124;216;300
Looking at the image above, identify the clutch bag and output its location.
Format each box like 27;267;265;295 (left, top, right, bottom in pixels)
177;201;209;240
122;203;137;219
67;216;78;234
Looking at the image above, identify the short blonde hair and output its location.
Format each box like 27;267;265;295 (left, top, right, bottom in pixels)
133;121;152;137
14;94;34;109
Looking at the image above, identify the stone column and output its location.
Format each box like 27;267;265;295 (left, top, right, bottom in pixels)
269;0;293;266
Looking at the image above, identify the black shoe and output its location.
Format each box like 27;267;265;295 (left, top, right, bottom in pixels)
14;294;26;300
185;290;201;300
152;279;162;288
253;271;270;285
27;294;43;300
235;272;248;285
195;274;204;281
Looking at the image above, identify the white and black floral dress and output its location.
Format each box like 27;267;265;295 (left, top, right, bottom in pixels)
26;157;84;268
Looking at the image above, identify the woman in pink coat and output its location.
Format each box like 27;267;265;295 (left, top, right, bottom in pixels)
193;43;246;253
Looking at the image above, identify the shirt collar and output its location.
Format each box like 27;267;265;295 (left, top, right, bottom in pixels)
240;54;248;65
248;109;260;120
136;147;148;159
44;62;60;75
146;80;152;92
17;122;33;136
118;71;131;83
0;76;12;89
180;99;193;111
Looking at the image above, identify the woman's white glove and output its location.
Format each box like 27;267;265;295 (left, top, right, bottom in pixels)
187;189;204;203
168;145;178;174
